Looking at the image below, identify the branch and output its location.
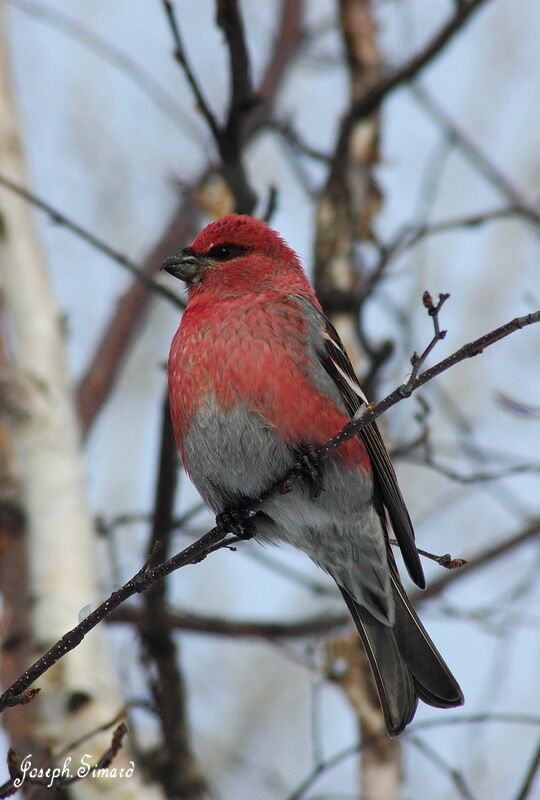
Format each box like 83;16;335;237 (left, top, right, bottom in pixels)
162;0;257;212
0;722;128;798
8;0;200;138
6;2;305;440
366;206;527;302
139;393;207;798
340;0;490;139
415;518;540;604
411;84;540;228
161;0;221;143
0;172;182;308
246;0;304;135
287;713;540;800
513;735;540;800
76;195;197;437
109;605;348;639
216;0;255;128
408;736;477;800
0;302;538;712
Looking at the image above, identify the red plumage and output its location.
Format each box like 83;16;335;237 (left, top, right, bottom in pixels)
164;214;464;736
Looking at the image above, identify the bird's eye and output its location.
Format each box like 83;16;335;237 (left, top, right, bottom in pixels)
207;243;248;261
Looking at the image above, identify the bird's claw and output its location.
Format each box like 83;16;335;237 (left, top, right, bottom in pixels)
216;508;255;540
296;445;324;499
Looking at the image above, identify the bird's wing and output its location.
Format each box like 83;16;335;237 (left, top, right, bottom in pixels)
295;296;425;589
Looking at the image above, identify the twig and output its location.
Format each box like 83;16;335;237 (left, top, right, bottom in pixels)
109;605;348;639
268;119;330;163
368;206;527;299
161;0;221;143
0;303;537;712
286;713;540;800
0;722;128;797
334;0;490;165
0;173;182;308
512;735;540;800
388;538;466;570
415;518;540;604
162;0;257;212
403;291;449;392
76;194;197;437
8;0;200;139
412;83;540;228
408;736;478;800
403;455;540;485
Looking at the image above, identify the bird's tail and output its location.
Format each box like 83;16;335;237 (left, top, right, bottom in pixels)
340;575;464;736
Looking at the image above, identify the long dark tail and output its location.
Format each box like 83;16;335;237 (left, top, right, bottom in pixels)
340;575;464;736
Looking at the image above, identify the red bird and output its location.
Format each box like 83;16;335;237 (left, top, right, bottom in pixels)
163;214;463;735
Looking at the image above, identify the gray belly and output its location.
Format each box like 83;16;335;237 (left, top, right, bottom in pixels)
182;395;393;624
181;396;295;512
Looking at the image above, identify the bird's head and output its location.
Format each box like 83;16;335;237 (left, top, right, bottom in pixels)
162;214;313;299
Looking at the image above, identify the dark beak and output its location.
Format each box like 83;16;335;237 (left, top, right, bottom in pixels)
161;250;201;283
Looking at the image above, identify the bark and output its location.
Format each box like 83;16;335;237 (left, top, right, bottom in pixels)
314;1;399;797
0;9;163;798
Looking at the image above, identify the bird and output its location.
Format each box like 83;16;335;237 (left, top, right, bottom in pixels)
162;213;464;736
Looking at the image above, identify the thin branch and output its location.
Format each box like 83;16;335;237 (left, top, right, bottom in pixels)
388;538;466;571
415;518;540;604
513;736;540;800
162;0;257;212
412;83;540;228
334;0;490;164
0;722;128;798
405;291;449;390
0;172;182;308
109;605;348;639
367;206;528;299
268;119;331;163
161;0;221;143
0;303;538;712
286;713;540;800
246;0;304;135
19;1;304;439
8;0;200;139
403;454;540;485
408;735;478;800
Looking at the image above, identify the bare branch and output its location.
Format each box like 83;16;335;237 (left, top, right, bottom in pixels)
334;0;490;165
0;302;538;712
109;605;348;640
513;735;540;800
415;518;540;604
0;172;182;308
139;393;207;798
404;291;449;390
216;0;255;127
0;722;129;797
408;735;478;800
161;0;221;143
412;83;540;228
8;0;200;138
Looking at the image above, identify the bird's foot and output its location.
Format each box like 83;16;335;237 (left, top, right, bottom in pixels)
216;508;255;540
296;444;324;499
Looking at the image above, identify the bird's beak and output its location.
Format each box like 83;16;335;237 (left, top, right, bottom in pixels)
161;249;202;284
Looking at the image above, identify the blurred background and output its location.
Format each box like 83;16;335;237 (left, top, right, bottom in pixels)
1;1;540;798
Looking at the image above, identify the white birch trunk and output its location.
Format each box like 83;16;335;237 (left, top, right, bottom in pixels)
0;9;163;798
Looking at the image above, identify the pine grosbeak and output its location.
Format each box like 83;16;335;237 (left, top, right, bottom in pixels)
163;214;463;735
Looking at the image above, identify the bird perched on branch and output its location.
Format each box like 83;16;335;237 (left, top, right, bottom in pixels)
163;214;463;736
